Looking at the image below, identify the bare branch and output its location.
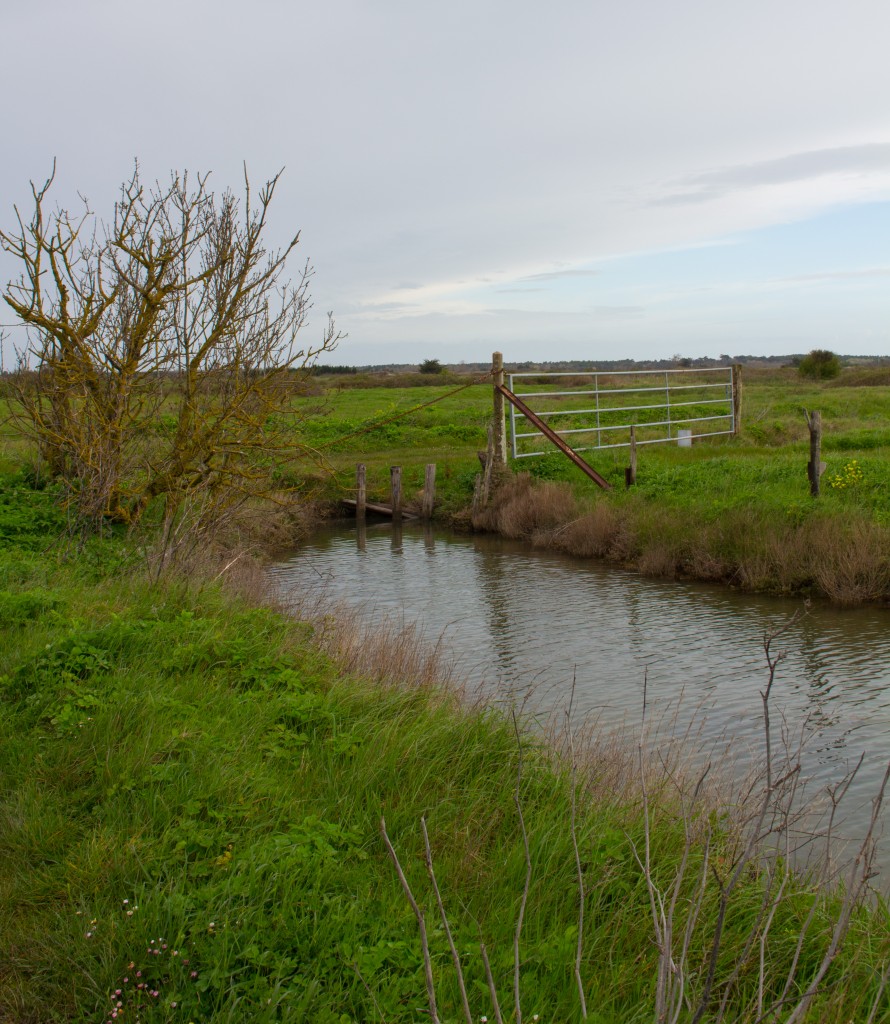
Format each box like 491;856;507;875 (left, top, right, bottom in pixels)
480;943;505;1024
420;816;473;1024
511;708;532;1024
380;816;440;1024
565;671;589;1019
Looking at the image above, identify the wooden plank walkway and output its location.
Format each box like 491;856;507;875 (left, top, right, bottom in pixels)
342;499;419;520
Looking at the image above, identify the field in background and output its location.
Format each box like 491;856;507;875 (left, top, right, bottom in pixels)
2;363;889;599
299;365;890;524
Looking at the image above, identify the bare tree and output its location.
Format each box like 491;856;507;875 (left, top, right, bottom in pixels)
1;162;338;532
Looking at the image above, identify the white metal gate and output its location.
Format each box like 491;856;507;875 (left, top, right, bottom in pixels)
507;366;736;459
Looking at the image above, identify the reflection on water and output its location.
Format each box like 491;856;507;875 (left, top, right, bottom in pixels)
270;520;890;855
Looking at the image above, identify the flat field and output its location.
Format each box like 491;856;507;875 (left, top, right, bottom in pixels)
290;368;890;602
3;365;889;600
299;366;890;521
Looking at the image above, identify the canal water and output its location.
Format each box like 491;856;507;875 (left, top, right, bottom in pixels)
270;520;890;865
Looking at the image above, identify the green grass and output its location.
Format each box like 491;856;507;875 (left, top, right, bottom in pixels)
2;475;890;1022
288;368;890;522
5;366;890;534
286;381;492;512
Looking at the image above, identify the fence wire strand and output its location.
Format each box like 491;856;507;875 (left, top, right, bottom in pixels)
313;370;494;452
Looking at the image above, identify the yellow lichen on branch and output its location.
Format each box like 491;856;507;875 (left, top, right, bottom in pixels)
1;163;339;540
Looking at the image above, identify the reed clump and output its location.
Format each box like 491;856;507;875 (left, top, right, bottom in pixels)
473;473;578;538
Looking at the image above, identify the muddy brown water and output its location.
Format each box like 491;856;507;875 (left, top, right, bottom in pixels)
271;519;890;875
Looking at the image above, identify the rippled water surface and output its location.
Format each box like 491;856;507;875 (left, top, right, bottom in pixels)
271;520;890;856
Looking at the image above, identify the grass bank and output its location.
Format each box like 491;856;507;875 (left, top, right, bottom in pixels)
2;474;890;1022
473;470;890;605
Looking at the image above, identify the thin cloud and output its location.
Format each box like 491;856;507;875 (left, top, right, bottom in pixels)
357;301;420;313
778;266;890;283
589;305;646;318
655;144;890;206
482;304;644;318
519;268;601;282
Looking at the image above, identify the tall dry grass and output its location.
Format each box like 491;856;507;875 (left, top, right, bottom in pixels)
289;595;461;691
472;473;578;538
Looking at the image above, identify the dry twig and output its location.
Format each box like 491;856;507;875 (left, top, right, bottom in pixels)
380;815;440;1024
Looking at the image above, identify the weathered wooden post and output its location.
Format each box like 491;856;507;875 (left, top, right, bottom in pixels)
356;463;366;521
472;473;484;519
481;422;495;506
732;364;743;436
492;351;507;465
356;518;367;552
422;463;436;519
625;425;637;488
390;466;402;522
805;410;825;497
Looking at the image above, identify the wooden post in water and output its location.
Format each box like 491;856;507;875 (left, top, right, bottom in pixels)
492;351;507;465
422;463;436;519
422;520;435;550
390;519;403;552
732;364;743;436
390;466;402;522
805;410;825;497
625;425;637;488
355;463;366;520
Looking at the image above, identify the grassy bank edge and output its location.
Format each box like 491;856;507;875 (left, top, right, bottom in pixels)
1;474;890;1022
469;470;890;606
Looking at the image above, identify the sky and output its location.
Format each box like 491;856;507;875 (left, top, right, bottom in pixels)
0;0;888;365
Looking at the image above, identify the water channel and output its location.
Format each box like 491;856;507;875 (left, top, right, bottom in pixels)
270;519;890;870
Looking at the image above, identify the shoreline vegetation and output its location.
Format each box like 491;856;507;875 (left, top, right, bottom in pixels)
2;472;890;1022
469;470;890;607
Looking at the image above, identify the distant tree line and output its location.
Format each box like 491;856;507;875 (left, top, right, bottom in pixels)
299;353;890;376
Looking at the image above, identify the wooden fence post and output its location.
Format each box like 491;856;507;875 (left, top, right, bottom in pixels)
805;410;825;497
625;425;637;487
390;466;402;522
732;364;743;436
492;351;507;465
472;473;484;519
356;463;366;520
422;463;436;519
481;422;495;505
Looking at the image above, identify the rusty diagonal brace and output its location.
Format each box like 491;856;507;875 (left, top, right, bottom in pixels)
496;383;613;491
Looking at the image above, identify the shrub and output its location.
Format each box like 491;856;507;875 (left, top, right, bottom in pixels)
798;349;841;380
419;358;445;374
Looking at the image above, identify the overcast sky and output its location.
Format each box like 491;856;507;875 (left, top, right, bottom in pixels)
1;0;888;364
